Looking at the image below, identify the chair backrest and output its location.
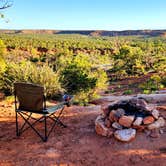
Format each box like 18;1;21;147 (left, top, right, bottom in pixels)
14;82;45;112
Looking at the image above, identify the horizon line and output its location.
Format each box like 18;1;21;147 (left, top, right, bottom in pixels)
0;28;166;31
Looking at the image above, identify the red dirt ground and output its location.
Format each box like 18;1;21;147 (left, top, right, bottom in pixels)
107;73;153;95
0;99;166;166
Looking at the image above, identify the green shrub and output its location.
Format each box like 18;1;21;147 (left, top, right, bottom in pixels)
123;89;133;95
161;76;166;87
0;61;63;97
61;64;97;94
0;39;6;58
143;89;151;94
0;58;6;74
139;80;158;93
60;54;108;104
0;40;6;74
112;45;145;77
139;74;163;93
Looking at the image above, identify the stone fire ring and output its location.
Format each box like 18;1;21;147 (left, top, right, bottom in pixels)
95;97;165;142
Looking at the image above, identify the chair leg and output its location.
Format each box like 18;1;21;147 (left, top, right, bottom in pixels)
15;110;66;142
18;112;47;142
44;115;47;142
15;111;19;136
54;117;67;128
19;112;33;133
53;106;67;127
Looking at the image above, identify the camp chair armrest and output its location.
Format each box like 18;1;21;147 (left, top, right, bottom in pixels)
45;102;66;113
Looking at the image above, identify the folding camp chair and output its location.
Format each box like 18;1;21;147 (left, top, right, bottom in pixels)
14;82;69;142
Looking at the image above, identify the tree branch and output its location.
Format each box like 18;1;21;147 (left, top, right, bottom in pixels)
0;0;13;10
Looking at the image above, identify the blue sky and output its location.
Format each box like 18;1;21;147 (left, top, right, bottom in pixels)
0;0;166;30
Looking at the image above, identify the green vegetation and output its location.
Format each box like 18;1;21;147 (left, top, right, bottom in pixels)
139;74;166;94
0;39;6;74
0;61;62;97
0;34;165;104
123;89;133;95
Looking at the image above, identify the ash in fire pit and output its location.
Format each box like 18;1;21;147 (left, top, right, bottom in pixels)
95;97;165;142
108;98;151;117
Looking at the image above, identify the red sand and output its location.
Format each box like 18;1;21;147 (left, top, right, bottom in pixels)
0;101;166;166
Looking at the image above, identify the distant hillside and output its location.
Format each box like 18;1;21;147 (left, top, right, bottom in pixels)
0;29;166;37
